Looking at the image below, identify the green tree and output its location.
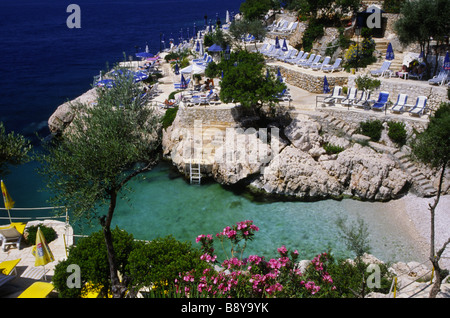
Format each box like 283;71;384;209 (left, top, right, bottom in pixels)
410;102;450;298
395;0;450;77
217;50;286;121
0;122;31;176
37;69;162;298
52;228;137;298
240;0;274;21
229;19;267;51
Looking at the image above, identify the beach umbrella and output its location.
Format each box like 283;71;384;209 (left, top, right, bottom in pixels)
443;51;450;70
282;38;288;52
31;227;54;281
226;10;230;24
275;36;280;49
323;76;330;94
277;68;283;82
385;42;394;61
208;43;223;52
196;40;200;52
96;79;115;88
1;180;14;223
136;52;154;58
180;63;205;75
180;74;187;89
174;63;180;75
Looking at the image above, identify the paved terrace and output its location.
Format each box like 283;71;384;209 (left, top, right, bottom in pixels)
0;220;73;298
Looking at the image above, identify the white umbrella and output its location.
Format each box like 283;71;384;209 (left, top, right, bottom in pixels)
181;63;206;75
226;11;230;24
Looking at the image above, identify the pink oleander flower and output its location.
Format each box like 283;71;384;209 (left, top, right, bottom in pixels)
322;273;333;284
277;245;288;255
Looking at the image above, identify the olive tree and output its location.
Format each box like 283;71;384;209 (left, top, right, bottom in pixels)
0;122;31;176
37;69;162;298
410;102;450;298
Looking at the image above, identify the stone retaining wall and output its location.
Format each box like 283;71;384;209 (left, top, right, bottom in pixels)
176;106;242;128
268;65;349;94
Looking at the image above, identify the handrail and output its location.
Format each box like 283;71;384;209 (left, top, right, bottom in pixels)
388;259;434;298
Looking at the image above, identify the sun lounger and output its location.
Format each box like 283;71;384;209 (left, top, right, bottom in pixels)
371;91;390;111
322;58;342;73
0;223;26;252
370;61;391;77
18;282;55;298
323;86;343;106
280;49;297;61
302;55;322;69
428;70;449;86
409;96;427;116
311;56;331;71
341;87;358;106
298;54;316;67
285;50;303;64
353;90;371;109
0;259;21;276
390;93;408;113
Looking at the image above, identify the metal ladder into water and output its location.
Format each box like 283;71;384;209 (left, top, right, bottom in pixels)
189;161;201;185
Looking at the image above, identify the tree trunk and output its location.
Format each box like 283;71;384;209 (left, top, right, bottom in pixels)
100;190;127;298
428;163;447;298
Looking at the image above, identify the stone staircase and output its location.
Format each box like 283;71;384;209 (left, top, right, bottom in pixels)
392;150;437;197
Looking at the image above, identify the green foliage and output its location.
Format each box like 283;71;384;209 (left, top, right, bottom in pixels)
52;228;137;298
343;35;376;70
161;107;179;130
0;122;31;175
25;225;57;245
387;121;407;146
323;143;345;155
36;69;162;223
358;120;383;142
240;0;274;21
410;102;450;169
301;19;324;52
336;217;371;258
205;61;220;79
354;75;380;91
127;235;209;293
229;19;267;48
217;50;286;115
383;0;406;13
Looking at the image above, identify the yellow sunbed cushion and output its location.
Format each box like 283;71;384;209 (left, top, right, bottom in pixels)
0;259;21;275
18;282;54;298
0;222;26;235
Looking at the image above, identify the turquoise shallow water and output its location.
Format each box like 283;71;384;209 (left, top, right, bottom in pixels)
2;160;425;264
77;162;424;264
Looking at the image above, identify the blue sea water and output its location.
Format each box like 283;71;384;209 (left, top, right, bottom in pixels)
0;1;426;263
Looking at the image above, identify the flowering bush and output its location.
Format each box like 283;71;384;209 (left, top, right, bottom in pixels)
174;220;339;298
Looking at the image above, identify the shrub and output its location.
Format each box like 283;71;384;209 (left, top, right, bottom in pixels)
354;75;381;91
388;121;407;145
127;235;208;294
302;19;324;52
161;107;178;129
323;143;345;155
25;225;57;245
359;120;383;141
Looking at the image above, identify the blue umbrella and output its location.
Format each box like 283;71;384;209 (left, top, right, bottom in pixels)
136;52;154;58
275;36;280;49
174;63;180;75
323;76;330;94
208;43;223;52
96;79;115;88
180;74;187;89
282;38;288;52
221;70;224;79
385;42;394;61
277;68;283;82
443;51;450;70
196;40;200;52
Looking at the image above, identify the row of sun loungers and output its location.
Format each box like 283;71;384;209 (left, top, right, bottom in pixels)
267;20;298;34
258;44;343;73
320;86;428;116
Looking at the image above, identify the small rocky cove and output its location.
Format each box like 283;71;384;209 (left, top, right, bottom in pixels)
162;105;449;202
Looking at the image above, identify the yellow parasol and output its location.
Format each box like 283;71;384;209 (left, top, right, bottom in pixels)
1;180;15;223
32;227;55;280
